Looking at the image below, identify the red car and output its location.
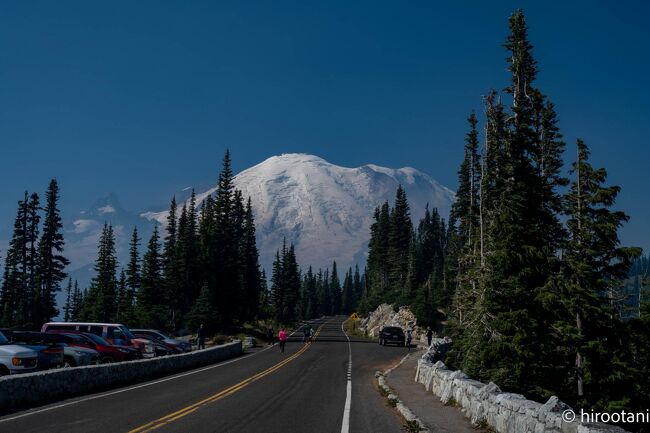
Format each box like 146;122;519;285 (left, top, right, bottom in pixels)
41;322;155;359
46;330;138;363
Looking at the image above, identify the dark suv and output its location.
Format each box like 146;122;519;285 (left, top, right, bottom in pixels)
131;329;192;353
378;326;405;347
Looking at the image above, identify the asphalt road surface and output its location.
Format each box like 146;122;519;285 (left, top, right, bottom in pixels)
0;316;410;433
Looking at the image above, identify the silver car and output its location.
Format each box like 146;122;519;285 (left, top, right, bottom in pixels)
62;345;99;367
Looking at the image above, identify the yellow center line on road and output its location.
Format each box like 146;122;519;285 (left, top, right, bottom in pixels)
128;322;326;433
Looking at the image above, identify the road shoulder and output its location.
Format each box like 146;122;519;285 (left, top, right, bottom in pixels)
383;350;482;433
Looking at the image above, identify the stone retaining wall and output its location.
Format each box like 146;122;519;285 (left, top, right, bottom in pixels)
415;358;628;433
0;341;242;411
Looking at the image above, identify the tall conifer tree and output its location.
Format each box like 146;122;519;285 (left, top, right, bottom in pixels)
36;179;69;325
137;226;166;328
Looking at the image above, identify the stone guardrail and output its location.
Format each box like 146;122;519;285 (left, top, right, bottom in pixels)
415;359;628;433
0;341;242;411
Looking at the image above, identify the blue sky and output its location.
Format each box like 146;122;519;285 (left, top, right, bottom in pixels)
0;1;648;250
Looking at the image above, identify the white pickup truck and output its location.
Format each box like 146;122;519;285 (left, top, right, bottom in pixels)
0;330;38;375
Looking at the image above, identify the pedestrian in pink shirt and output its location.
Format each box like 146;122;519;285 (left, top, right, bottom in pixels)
278;327;287;353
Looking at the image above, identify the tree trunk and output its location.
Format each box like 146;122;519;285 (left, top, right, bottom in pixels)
576;311;584;397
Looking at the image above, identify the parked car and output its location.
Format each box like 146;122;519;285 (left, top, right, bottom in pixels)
378;326;406;347
131;329;192;353
133;335;176;357
42;333;100;367
46;330;139;363
41;322;155;359
2;330;65;370
0;330;38;375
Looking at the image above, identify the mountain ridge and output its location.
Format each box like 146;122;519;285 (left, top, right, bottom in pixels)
142;153;455;273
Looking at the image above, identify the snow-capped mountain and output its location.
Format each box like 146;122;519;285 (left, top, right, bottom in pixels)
142;153;455;274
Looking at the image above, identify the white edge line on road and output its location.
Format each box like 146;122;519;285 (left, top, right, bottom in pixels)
1;320;321;424
0;325;313;425
340;319;352;433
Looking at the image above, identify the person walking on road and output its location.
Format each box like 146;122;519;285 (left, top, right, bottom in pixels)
426;327;433;347
303;324;312;343
278;327;288;353
267;326;274;346
406;329;412;351
197;324;206;350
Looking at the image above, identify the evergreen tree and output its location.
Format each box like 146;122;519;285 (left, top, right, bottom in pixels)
211;150;241;326
241;197;263;322
452;10;568;393
187;282;217;332
0;197;27;327
70;280;82;321
36;179;69;325
186;190;201;302
352;265;363;310
330;261;341;315
387;186;412;301
400;231;418;307
270;249;283;321
175;203;191;321
115;269;128;323
198;195;216;291
451;113;481;251
125;226;141;322
258;270;273;320
231;190;246;320
126;227;141;296
163;196;181;329
361;202;391;313
541;140;641;407
341;268;354;315
25;192;41;328
63;278;73;322
175;193;202;325
137;226;167;329
302;266;317;319
319;268;331;318
270;240;301;324
284;244;302;321
85;224;118;322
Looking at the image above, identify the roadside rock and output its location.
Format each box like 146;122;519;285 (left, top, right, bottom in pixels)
359;304;424;341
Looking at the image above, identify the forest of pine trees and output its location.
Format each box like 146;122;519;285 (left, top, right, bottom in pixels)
357;9;649;426
444;10;648;415
0;150;363;335
71;151;266;333
0;180;69;329
360;186;449;327
0;152;269;335
267;238;363;326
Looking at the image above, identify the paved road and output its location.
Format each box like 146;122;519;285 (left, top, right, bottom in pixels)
0;316;410;433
